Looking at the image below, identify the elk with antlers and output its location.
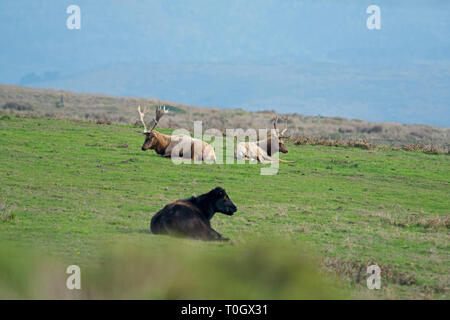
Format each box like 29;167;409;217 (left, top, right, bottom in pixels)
138;104;216;162
235;115;294;163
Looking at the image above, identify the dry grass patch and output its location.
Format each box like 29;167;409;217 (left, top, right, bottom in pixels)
290;136;376;150
322;257;417;286
373;212;450;231
0;196;15;223
289;136;448;154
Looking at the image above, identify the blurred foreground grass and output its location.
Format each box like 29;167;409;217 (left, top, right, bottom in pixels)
0;240;345;299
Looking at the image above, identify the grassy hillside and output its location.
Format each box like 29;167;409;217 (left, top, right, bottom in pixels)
0;113;448;299
1;84;449;148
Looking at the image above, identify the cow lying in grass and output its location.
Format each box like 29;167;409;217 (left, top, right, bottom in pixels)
150;187;237;241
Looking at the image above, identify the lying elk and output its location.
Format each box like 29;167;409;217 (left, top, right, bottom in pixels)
235;115;294;163
138;105;216;162
150;187;237;241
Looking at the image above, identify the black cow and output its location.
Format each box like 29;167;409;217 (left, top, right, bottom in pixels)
150;187;237;241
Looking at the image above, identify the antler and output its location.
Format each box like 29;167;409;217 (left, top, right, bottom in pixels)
148;103;169;132
273;113;288;137
280;115;288;137
138;105;149;133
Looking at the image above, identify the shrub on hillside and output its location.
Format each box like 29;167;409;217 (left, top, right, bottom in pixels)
166;105;186;114
2;102;33;111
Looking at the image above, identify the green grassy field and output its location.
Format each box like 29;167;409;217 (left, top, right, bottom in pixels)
0;114;448;299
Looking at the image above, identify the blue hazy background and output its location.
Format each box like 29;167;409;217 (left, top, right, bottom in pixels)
0;0;449;126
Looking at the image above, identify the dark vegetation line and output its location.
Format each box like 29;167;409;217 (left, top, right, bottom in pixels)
2;110;448;155
288;137;449;155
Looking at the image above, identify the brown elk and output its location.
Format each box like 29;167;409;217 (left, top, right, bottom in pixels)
138;105;216;162
235;115;294;163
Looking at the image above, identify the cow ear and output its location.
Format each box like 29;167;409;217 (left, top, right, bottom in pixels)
211;187;223;198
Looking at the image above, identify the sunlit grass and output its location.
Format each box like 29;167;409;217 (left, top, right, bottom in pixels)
0;114;448;299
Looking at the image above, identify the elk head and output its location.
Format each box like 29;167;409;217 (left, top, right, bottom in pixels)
272;114;289;154
138;104;168;151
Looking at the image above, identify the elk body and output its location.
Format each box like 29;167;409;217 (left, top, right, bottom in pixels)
138;105;216;162
150;187;237;241
235;115;294;163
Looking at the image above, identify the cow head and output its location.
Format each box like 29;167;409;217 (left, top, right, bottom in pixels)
209;187;237;216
